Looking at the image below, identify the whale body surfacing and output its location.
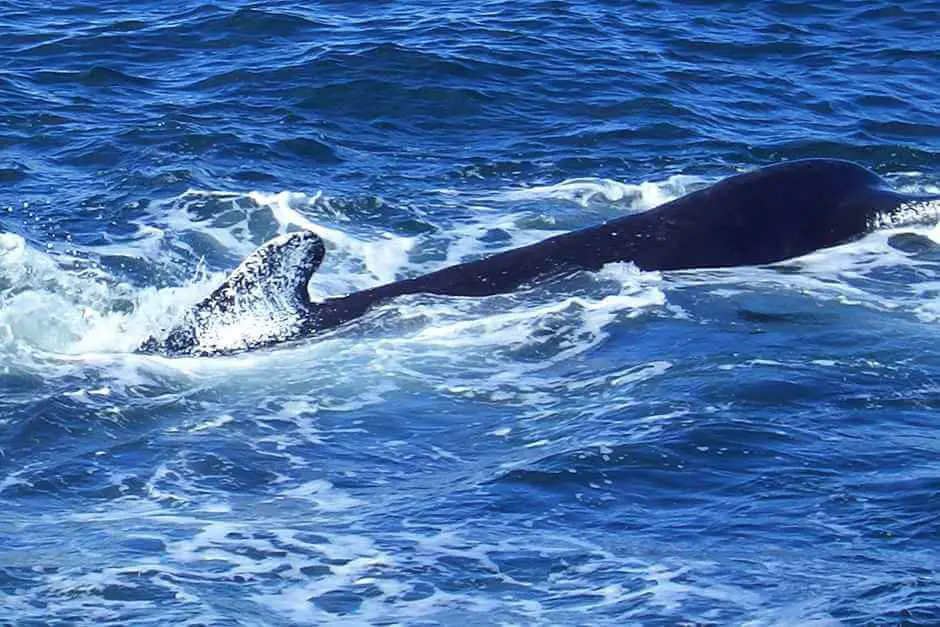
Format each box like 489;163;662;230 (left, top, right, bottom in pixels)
139;159;939;356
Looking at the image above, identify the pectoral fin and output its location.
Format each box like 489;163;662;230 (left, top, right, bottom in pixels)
139;231;325;356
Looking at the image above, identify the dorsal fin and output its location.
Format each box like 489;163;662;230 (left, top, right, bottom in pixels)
141;231;325;355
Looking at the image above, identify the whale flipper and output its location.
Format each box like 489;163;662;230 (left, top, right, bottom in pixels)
140;231;325;355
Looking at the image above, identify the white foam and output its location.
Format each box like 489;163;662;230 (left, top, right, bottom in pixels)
500;174;704;209
0;171;696;367
1;170;938;407
248;190;415;285
871;199;940;230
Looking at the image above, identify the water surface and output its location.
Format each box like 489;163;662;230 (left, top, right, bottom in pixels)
1;1;939;624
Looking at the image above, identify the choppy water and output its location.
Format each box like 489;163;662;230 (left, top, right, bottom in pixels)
2;1;940;624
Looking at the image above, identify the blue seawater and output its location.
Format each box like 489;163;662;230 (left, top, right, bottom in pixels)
1;1;940;624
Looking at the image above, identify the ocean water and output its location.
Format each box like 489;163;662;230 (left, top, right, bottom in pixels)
2;0;940;624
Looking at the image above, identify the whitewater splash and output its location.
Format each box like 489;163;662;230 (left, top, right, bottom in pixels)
3;170;940;362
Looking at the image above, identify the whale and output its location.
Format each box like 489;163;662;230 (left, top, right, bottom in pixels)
139;158;940;356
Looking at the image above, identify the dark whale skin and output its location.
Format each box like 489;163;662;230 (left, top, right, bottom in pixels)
306;159;932;333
